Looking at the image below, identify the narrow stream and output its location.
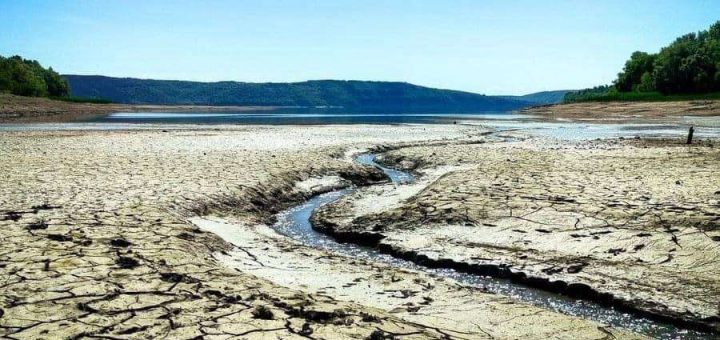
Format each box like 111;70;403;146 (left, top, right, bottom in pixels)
272;153;712;339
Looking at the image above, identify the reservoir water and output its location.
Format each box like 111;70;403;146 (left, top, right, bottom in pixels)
96;110;529;125
4;110;719;141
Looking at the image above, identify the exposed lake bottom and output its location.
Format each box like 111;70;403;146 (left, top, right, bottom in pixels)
270;152;715;339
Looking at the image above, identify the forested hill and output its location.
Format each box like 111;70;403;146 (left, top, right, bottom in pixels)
500;90;571;105
63;75;532;111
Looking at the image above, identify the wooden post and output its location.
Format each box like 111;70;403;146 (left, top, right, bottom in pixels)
686;126;694;145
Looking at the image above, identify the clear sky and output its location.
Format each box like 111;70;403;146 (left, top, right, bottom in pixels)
1;1;718;95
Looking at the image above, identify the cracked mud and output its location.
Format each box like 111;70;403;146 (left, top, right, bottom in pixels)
0;125;488;339
1;121;715;339
314;135;720;334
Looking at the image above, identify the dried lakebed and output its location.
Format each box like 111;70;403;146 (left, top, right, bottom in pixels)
313;137;720;337
2;122;716;339
0;125;500;339
198;145;716;339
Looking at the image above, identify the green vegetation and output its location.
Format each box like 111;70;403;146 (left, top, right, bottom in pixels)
50;96;113;104
565;20;720;103
564;88;720;102
500;90;570;105
64;75;532;111
0;55;69;97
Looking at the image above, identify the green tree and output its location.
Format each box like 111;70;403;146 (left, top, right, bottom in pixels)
611;21;720;95
0;54;69;97
637;72;654;92
615;51;656;92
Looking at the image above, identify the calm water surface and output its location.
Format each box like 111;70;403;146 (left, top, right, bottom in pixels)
97;110;531;125
4;110;718;140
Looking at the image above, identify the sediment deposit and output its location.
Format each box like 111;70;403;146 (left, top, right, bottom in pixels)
2;120;716;339
0;94;276;123
521;100;720;123
314;135;720;333
0;124;485;339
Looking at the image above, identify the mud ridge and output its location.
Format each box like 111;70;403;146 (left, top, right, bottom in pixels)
309;147;720;335
190;165;387;225
312;206;720;335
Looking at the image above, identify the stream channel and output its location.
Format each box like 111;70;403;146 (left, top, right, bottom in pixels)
271;153;712;339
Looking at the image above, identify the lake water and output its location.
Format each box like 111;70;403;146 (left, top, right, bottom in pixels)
95;110;529;125
3;110;720;141
100;110;720;140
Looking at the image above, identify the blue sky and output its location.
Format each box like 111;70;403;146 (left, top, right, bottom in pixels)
1;1;718;95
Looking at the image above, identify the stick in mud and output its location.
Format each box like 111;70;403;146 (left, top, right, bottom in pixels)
687;126;694;144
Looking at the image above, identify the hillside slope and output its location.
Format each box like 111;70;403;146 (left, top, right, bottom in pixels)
64;75;531;111
500;90;571;105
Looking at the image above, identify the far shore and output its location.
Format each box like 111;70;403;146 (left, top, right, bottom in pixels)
0;94;281;123
521;99;720;122
4;93;720;125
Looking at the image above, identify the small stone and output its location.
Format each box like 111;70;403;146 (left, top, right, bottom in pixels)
110;238;132;247
47;234;73;242
27;220;48;230
251;305;274;320
116;256;139;269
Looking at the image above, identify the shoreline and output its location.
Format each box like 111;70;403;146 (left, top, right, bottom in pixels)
0;93;281;123
5;93;720;125
520;100;720;123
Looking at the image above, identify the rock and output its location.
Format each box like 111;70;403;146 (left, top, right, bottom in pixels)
298;322;313;336
116;256;140;269
110;238;132;247
3;211;21;221
26;219;48;230
251;305;274;320
47;234;73;242
567;263;586;274
368;330;394;340
160;272;199;283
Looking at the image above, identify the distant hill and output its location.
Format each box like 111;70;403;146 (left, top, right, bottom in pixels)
63;75;533;112
499;90;571;105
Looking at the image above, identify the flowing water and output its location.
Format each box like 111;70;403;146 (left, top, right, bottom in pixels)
272;153;714;339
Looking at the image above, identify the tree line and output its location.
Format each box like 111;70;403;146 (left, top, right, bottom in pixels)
565;20;720;102
0;55;69;97
65;75;531;111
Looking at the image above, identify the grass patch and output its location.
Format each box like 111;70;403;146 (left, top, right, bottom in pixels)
564;91;720;103
50;96;113;104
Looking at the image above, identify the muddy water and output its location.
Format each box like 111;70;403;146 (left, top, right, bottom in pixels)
271;153;713;339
